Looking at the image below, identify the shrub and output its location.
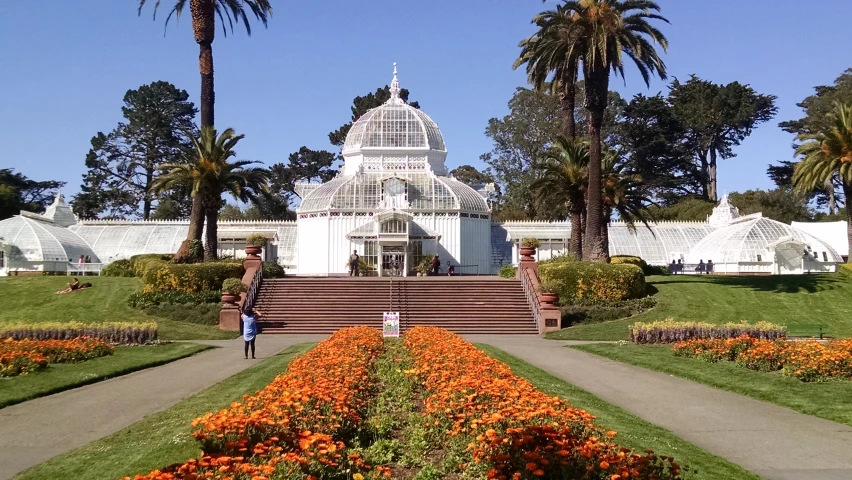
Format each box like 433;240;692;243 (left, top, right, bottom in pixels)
560;297;657;326
131;255;244;293
0;322;158;345
263;262;286;278
538;260;645;304
611;255;669;276
222;278;247;295
521;238;540;249
128;290;223;309
143;303;221;326
630;319;787;344
498;264;517;279
246;233;268;247
841;264;852;275
101;259;135;277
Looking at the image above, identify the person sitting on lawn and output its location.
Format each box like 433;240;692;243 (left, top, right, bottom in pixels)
56;278;81;295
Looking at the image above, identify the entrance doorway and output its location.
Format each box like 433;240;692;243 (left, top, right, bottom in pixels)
380;245;406;277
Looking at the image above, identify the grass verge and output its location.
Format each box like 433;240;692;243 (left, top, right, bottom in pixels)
0;343;211;409
574;343;852;427
477;344;762;480
14;343;315;480
0;276;237;341
547;273;852;341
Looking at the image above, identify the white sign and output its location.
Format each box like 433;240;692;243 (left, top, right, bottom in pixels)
383;312;400;337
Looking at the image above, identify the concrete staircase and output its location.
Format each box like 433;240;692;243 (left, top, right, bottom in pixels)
254;277;539;335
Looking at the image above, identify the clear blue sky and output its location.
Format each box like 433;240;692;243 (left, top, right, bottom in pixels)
1;0;850;202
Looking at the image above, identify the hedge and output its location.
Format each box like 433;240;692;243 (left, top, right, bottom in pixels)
611;255;669;276
0;322;158;345
538;257;645;304
263;262;286;278
128;290;223;309
629;319;787;344
498;264;517;279
100;259;135;277
129;255;244;293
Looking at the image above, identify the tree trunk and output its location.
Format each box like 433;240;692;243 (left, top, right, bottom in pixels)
173;194;205;261
844;182;852;264
582;69;608;263
204;197;219;261
142;161;154;220
191;0;215;128
699;148;710;200
600;210;611;261
560;68;578;141
569;209;583;259
827;177;836;215
709;148;718;202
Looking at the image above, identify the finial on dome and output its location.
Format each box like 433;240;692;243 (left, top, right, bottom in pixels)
388;62;402;104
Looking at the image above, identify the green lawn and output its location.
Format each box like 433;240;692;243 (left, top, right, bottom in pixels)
478;345;761;480
0;343;211;409
0;276;237;340
573;343;852;428
15;343;315;480
548;273;852;340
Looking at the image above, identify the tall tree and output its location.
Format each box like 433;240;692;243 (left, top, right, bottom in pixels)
766;160;838;213
793;102;852;261
154;127;269;260
449;165;493;186
669;75;777;202
548;0;669;263
531;138;588;257
600;149;653;258
728;188;813;224
778;69;852;214
139;0;272;128
74;81;197;220
615;93;700;203
0;170;65;220
268;147;338;206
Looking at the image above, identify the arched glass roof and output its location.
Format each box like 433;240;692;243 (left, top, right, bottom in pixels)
687;215;844;263
342;103;445;153
298;173;489;213
0;214;98;263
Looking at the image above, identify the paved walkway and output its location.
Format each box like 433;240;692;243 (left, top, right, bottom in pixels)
0;335;326;480
466;335;852;480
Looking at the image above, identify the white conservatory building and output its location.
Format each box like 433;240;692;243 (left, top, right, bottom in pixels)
0;67;847;277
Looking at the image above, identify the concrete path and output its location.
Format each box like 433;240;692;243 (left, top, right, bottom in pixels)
466;335;852;480
0;334;325;480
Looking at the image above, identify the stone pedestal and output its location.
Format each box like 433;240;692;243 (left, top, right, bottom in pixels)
219;302;242;331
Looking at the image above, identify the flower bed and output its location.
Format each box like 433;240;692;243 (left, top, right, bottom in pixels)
0;337;114;377
630;319;786;344
0;322;158;345
125;326;389;480
673;336;852;382
404;326;682;480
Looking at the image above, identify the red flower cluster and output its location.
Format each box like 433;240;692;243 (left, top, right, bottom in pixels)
0;337;113;377
124;326;389;480
673;336;852;382
404;327;683;480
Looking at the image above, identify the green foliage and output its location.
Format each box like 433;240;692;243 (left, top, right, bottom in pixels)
610;255;668;276
449;165;493;186
560;297;657;327
414;256;434;274
221;278;246;295
245;233;268;246
101;259;136;277
130;255;243;293
538;257;646;304
128;290;222;309
0;322;158;344
521;238;540;248
537;279;559;294
0;169;65;221
630;320;787;344
498;264;517;279
267;147;338;207
262;262;285;278
730;188;814;223
142;303;221;326
646;197;715;221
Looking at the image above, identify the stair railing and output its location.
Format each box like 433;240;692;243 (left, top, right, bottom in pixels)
243;264;263;313
521;267;543;334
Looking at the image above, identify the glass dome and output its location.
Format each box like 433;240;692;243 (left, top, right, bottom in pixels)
342;65;446;155
0;213;99;263
298;172;489;213
687;214;843;264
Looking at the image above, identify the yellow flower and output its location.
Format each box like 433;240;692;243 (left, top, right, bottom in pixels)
353;474;364;480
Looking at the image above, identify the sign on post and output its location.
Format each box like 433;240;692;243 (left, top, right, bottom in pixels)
383;312;400;337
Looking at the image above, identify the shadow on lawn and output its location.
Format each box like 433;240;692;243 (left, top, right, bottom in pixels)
652;273;845;294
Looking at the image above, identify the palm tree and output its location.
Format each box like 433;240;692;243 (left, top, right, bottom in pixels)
531;137;588;257
138;0;273;128
601;149;653;259
155;127;269;260
515;5;584;141
793;102;852;262
550;0;668;262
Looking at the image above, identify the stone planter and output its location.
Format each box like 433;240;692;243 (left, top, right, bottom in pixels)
538;292;558;309
519;246;536;261
245;245;262;256
221;293;241;304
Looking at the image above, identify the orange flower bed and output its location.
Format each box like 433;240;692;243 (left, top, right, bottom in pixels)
672;336;852;381
0;337;113;377
404;327;682;480
124;326;388;480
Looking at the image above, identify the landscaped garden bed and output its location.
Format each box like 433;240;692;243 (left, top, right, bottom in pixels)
0;337;113;377
629;320;787;344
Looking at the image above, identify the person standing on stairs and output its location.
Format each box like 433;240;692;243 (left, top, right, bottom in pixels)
431;255;441;276
241;306;263;359
349;250;360;277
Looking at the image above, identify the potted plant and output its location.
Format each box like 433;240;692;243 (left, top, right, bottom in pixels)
520;238;540;260
245;234;267;256
221;278;247;304
537;279;559;307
